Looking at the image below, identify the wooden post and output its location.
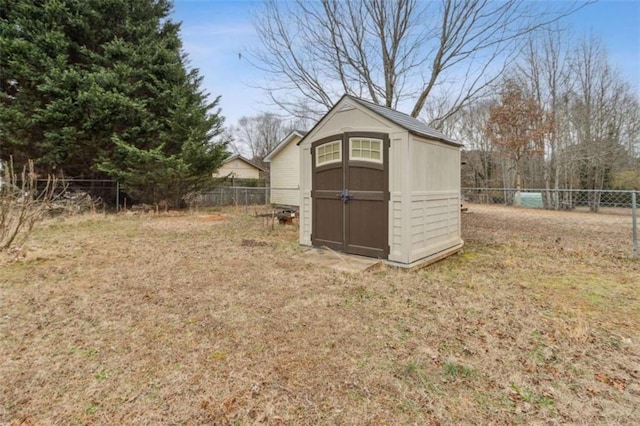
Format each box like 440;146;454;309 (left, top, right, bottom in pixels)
632;191;638;259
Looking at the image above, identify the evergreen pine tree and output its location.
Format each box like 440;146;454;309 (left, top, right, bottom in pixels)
0;0;228;205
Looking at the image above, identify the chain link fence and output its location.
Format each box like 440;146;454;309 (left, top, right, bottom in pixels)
12;182;285;210
199;187;302;208
201;187;270;207
462;188;638;258
462;188;638;212
10;178;120;211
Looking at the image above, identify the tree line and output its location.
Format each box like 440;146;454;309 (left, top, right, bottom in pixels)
241;0;638;195
447;32;639;195
0;0;229;207
3;0;637;205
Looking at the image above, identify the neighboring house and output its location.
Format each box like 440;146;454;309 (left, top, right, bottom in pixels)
212;155;265;182
298;94;463;268
264;129;307;207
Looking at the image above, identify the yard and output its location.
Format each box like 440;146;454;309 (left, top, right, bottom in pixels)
1;204;638;424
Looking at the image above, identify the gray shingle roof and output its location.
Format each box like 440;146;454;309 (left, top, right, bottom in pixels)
347;95;460;146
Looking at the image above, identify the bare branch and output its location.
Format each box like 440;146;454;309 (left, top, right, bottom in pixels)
1;158;61;252
249;0;593;121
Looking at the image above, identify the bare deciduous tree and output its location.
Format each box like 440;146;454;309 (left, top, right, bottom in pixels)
230;113;309;165
251;0;590;127
568;35;637;210
515;27;575;205
444;101;495;188
236;113;285;163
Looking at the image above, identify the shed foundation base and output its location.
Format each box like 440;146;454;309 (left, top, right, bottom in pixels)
384;242;464;270
298;242;464;271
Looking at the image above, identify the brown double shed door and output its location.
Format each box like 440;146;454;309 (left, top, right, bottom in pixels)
311;132;390;259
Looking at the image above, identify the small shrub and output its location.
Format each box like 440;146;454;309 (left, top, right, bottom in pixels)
182;191;204;210
0;158;59;251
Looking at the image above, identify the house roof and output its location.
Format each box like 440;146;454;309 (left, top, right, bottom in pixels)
298;94;461;147
222;154;266;172
264;129;307;162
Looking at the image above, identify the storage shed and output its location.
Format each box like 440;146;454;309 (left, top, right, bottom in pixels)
298;95;463;267
264;130;306;207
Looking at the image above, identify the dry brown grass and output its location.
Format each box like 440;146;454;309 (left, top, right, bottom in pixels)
1;204;638;424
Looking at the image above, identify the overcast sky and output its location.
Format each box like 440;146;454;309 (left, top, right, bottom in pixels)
171;0;640;127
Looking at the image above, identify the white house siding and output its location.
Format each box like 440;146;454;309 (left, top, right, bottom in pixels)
270;134;301;206
407;137;462;263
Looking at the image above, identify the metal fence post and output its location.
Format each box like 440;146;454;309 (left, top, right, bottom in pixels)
116;181;120;212
633;191;638;259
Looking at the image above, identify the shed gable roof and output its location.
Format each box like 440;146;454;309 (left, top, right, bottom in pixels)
298;94;461;147
264;129;307;162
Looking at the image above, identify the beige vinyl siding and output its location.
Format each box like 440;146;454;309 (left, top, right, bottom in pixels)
213;158;260;180
300;145;312;246
387;133;408;263
309;104;393;140
410;138;460;191
406;136;462;263
269;135;301;206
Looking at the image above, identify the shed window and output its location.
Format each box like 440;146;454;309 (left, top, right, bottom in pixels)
316;141;341;166
350;138;382;162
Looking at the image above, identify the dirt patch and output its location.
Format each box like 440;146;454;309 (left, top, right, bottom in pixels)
200;214;226;222
1;205;638;424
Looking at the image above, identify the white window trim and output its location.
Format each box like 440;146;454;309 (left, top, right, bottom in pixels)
349;138;383;163
315;140;342;166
